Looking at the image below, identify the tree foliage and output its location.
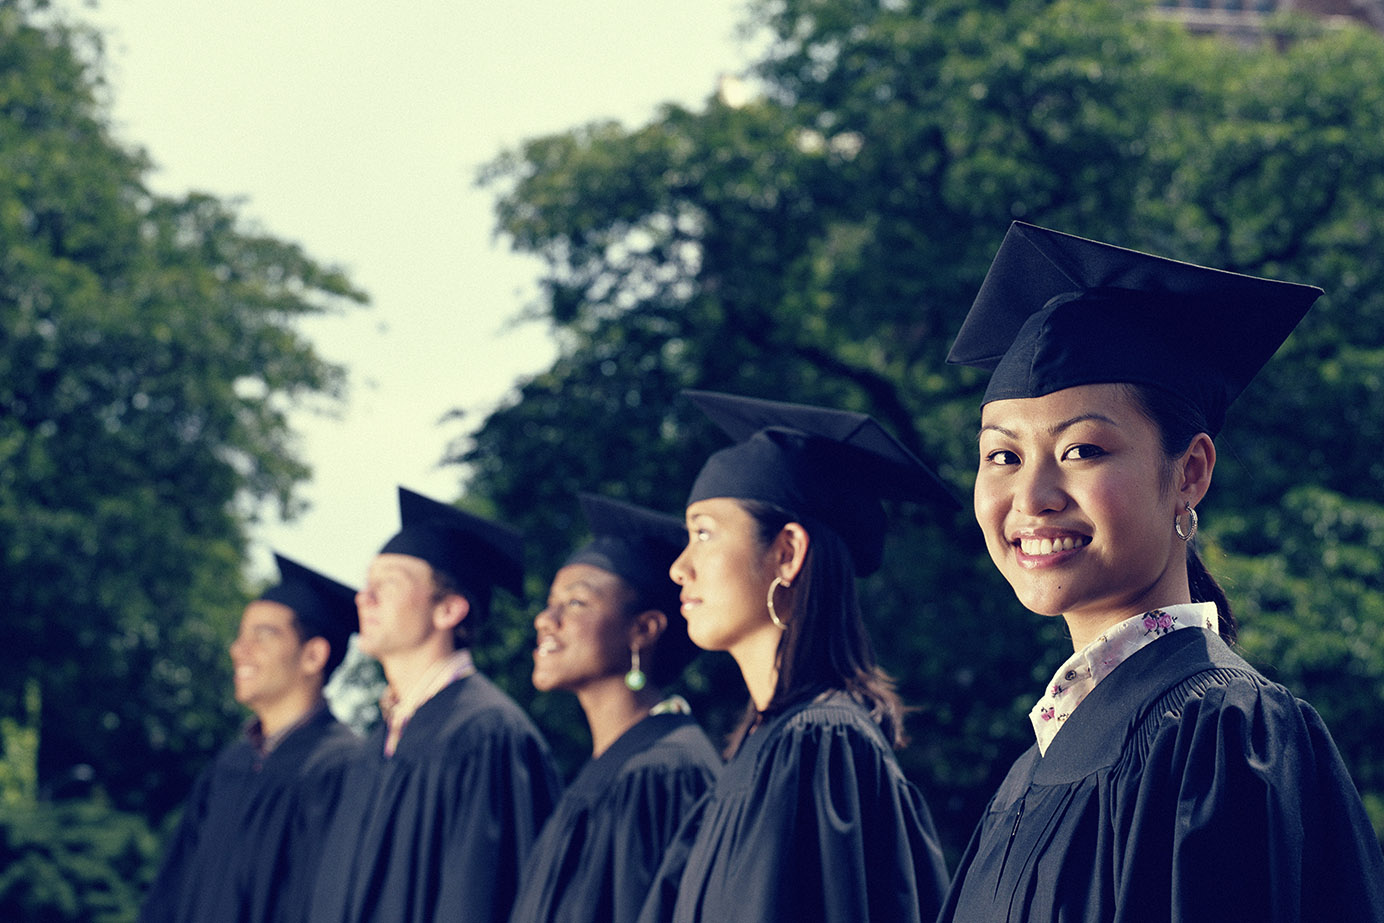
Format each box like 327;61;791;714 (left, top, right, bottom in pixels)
460;0;1384;854
0;0;366;824
0;796;160;923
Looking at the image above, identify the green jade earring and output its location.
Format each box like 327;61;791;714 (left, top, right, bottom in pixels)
625;647;647;691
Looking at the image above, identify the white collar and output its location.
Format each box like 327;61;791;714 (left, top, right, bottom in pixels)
1029;602;1219;755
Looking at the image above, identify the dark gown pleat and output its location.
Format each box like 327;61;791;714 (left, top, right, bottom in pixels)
940;628;1384;923
639;693;949;923
139;708;362;923
508;712;721;923
308;673;561;923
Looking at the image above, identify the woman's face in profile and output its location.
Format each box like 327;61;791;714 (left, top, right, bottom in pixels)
670;497;780;655
974;383;1188;633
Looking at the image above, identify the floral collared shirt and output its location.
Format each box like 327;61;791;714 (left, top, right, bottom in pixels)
650;694;692;716
1029;602;1220;755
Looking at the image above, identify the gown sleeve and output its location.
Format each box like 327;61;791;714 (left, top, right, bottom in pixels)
634;788;712;923
1115;675;1384;922
602;755;718;923
309;677;561;923
667;705;948;923
428;709;562;923
137;763;215;923
269;727;363;923
786;716;949;923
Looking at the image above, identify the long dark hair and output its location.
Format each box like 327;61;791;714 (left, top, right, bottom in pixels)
1122;384;1237;643
727;500;908;752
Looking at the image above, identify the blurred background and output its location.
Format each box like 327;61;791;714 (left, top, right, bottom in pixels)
3;0;1383;918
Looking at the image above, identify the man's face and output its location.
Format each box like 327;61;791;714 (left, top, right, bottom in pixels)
355;553;446;660
229;600;310;713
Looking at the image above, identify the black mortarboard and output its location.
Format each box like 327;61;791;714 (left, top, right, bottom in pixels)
259;553;358;676
564;494;685;607
946;221;1323;435
378;487;525;621
684;390;959;577
563;493;698;681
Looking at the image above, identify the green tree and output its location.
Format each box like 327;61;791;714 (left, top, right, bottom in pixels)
461;0;1384;851
0;796;161;923
0;0;366;823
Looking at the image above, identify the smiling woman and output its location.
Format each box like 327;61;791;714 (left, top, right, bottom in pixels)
975;382;1206;650
939;221;1384;923
511;494;719;923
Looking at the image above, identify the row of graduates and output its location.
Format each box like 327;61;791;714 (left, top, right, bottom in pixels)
141;222;1384;923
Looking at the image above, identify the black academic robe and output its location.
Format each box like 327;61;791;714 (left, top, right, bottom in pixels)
308;672;561;923
508;712;721;923
140;707;361;923
640;692;949;923
939;628;1384;923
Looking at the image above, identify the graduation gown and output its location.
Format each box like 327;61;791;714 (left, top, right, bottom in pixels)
642;692;949;923
309;672;561;923
140;707;361;923
508;712;721;923
939;628;1384;923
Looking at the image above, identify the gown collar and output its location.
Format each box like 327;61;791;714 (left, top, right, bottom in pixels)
380;648;476;756
245;697;328;759
566;708;697;802
1030;602;1219;755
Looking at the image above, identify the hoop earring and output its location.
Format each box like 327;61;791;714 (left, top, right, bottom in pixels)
624;647;647;691
1175;503;1198;542
766;576;791;631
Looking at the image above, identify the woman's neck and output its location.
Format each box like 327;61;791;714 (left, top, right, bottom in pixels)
576;677;663;758
1060;611;1129;653
1060;556;1196;651
730;629;783;712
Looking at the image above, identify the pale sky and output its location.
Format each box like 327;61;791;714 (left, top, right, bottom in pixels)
78;0;758;587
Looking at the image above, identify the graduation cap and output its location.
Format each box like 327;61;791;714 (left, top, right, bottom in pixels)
258;553;358;676
564;494;686;606
946;221;1323;435
378;487;525;621
684;390;959;577
563;493;699;681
